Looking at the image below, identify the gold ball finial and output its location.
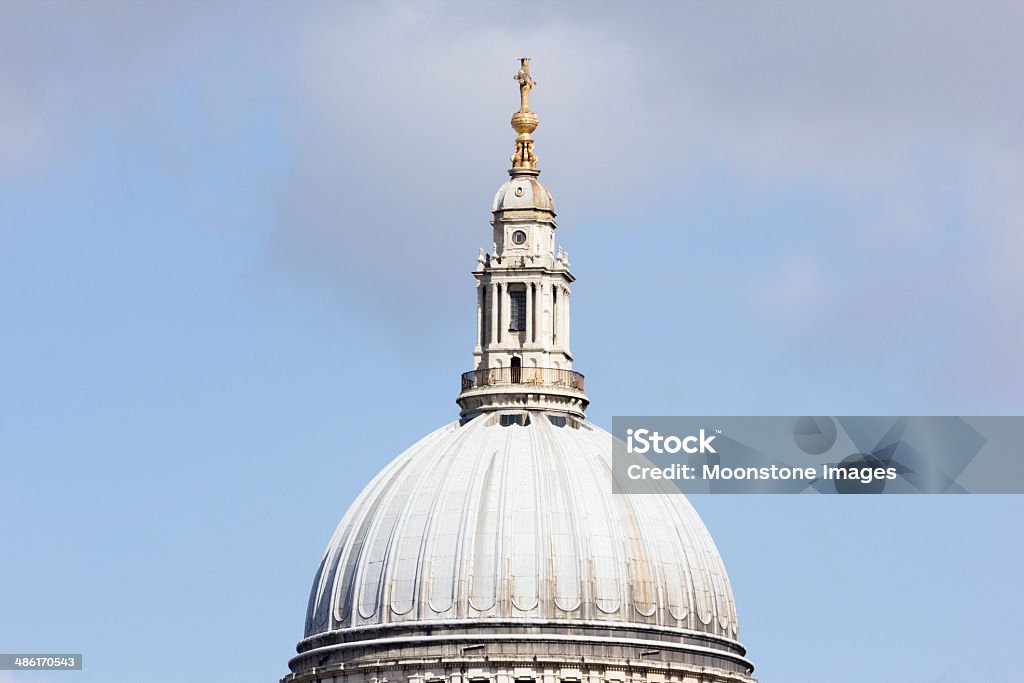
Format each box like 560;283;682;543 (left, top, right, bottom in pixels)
510;57;540;175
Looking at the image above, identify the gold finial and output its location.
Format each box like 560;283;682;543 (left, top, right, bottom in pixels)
510;57;540;175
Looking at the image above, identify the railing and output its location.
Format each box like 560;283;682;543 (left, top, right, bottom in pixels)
460;366;585;392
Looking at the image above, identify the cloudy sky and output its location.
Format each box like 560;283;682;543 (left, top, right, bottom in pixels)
1;2;1022;682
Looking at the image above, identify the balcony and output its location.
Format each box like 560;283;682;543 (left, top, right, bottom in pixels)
460;366;585;393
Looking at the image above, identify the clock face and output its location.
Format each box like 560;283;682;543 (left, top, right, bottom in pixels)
512;230;527;245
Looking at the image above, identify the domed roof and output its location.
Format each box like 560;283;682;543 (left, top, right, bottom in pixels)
492;175;555;213
303;413;740;642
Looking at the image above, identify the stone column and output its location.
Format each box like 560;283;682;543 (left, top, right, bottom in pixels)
564;287;570;352
475;283;484;351
525;281;533;345
551;284;558;347
561;286;567;350
500;282;510;344
539;283;544;342
541;281;552;350
532;282;539;343
490;282;499;347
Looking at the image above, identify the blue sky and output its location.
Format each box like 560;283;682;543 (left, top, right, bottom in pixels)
1;2;1022;682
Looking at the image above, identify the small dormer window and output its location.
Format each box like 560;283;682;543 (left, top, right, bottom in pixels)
512;230;527;245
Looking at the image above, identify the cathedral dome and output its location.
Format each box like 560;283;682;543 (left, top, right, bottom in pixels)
295;413;752;676
492;175;555;213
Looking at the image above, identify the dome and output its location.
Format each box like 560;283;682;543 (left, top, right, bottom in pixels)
301;414;744;653
492;175;556;213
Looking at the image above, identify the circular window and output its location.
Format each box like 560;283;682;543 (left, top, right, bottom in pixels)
511;230;527;245
514;186;525;197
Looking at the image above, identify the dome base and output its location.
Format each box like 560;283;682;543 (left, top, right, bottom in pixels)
286;621;756;683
